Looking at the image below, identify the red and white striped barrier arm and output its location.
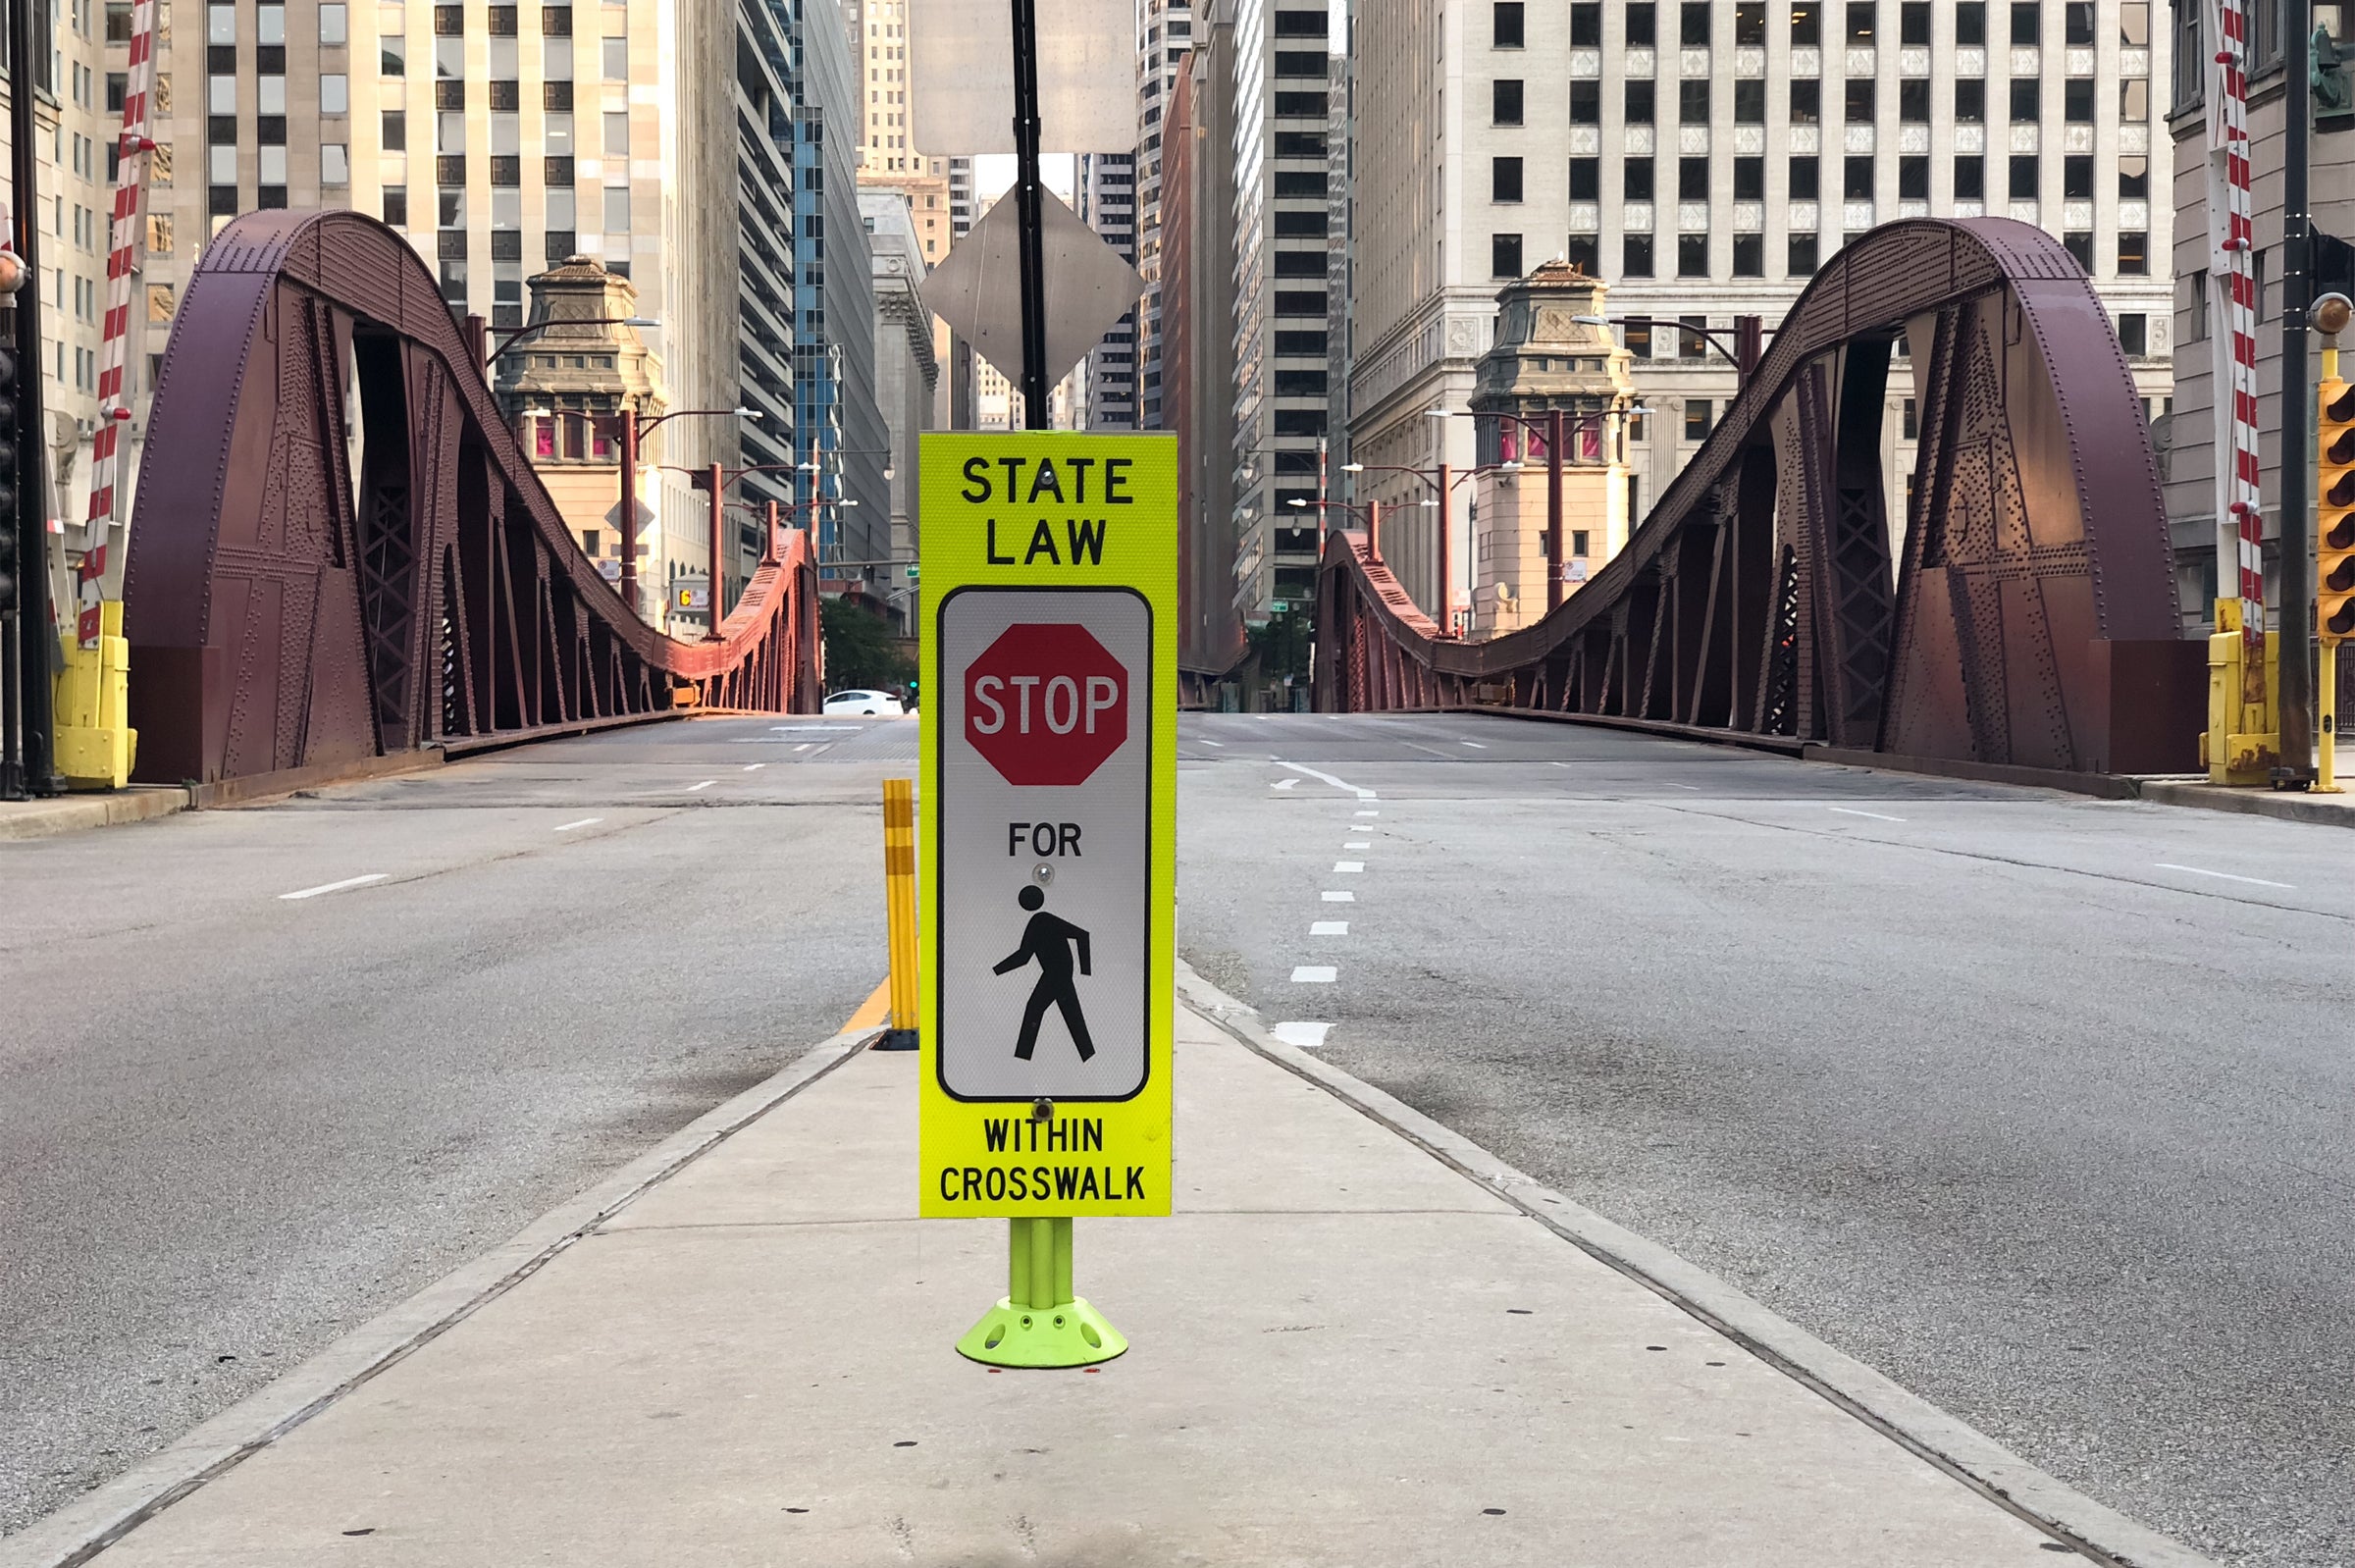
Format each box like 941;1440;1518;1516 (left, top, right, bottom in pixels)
2209;0;2265;653
76;0;157;649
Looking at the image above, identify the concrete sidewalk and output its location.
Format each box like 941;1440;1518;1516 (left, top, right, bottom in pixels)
16;994;2208;1568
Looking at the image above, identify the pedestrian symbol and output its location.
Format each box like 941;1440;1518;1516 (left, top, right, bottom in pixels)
996;886;1096;1062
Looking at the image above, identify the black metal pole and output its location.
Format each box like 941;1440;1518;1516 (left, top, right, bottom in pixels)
2281;2;2317;785
9;0;58;794
1009;0;1050;432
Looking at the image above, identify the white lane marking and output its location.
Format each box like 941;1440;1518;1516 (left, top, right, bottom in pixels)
1334;861;1365;873
1460;740;1488;749
794;744;814;753
1272;1021;1333;1048
1355;809;1379;816
687;779;716;793
1273;759;1378;800
279;873;388;901
1547;760;1573;768
1198;738;1226;747
2155;862;2295;890
1829;807;1906;822
1273;777;1299;791
1310;920;1349;936
742;763;765;771
1322;891;1355;902
1290;966;1337;983
1343;840;1372;850
553;817;602;833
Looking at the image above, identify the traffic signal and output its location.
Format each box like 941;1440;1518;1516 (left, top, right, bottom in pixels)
2322;377;2355;641
0;344;18;614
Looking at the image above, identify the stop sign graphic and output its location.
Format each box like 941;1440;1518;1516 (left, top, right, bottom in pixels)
964;622;1129;786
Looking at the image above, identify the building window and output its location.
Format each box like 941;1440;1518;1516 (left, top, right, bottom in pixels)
1791;78;1820;124
1734;0;1766;43
2118;312;2148;355
1565;235;1601;273
1624;157;1654;199
383;185;408;226
1682;1;1711;45
1789;232;1820;275
2121;78;2149;122
321;74;348;114
1678;233;1709;276
2065;78;2093;123
1899;78;1929;122
1570;157;1599;199
1901;1;1930;43
2184;268;2209;341
1570;80;1600;123
1734;77;1766;122
1957;78;1985;122
1571;530;1592;557
1628;1;1657;44
1902;397;1918;439
1623;234;1655;277
1955;155;1984;199
1899;155;1927;199
1492;0;1524;46
1847;79;1875;121
2063;154;2091;199
1626;320;1655;357
2172;0;2202;110
2119;155;2149;200
1569;2;1600;46
1685;399;1714;441
1957;1;1986;41
1845;154;1873;198
1734;155;1763;199
323;143;349;184
2010;79;2039;121
1680;156;1709;199
381;33;404;74
1790;156;1819;198
1492;78;1524;125
1627;79;1656;123
1847;0;1875;39
1680;79;1710;121
1732;234;1763;276
602;36;628;78
383;110;406;150
1491;233;1523;278
2011;0;2040;44
605;183;631;231
1492;156;1524;202
1791;0;1820;43
2065;231;2094;270
2009;154;2038;198
2119;231;2148;275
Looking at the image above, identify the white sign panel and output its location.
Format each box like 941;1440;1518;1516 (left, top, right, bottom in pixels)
910;0;1137;154
937;586;1153;1102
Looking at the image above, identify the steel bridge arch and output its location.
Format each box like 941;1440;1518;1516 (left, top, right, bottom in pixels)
123;209;818;785
1317;218;2189;771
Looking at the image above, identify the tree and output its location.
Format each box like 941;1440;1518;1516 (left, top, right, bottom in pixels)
820;596;915;692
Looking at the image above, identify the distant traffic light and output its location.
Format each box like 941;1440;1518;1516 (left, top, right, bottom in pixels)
2321;375;2355;641
0;344;19;614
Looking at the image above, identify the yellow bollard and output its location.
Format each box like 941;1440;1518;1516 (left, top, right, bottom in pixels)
2322;644;2343;793
53;600;136;790
879;778;919;1050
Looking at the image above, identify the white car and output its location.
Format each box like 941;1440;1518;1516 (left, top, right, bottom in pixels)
822;689;906;716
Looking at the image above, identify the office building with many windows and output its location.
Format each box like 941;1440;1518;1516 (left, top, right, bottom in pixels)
1135;0;1193;428
1079;150;1141;428
1346;0;2175;622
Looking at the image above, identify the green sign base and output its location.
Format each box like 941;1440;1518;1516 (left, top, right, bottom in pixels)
955;1294;1127;1368
956;1215;1127;1368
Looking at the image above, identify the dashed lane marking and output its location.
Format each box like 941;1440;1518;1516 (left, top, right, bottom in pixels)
1271;1021;1332;1048
1665;782;1702;791
1290;966;1337;983
1828;807;1906;822
1311;920;1349;935
1334;861;1365;873
553;817;602;832
687;780;716;793
280;873;389;901
1460;740;1488;749
743;763;765;771
2155;862;2294;890
1322;890;1355;902
1343;840;1371;849
1355;809;1379;816
1198;738;1226;747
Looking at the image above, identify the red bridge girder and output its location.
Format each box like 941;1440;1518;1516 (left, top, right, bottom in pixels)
123;210;818;785
1316;219;2200;773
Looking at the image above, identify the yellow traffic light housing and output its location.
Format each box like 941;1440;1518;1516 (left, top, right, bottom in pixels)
2322;377;2355;642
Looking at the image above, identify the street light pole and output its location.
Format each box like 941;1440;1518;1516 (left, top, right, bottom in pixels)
10;0;60;796
618;409;641;617
1545;408;1565;613
707;460;726;639
2281;6;2317;785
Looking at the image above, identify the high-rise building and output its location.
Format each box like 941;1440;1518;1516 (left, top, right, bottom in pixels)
1135;0;1194;427
142;0;770;593
1078;151;1140;428
850;0;952;267
1165;28;1245;678
1229;0;1341;622
862;186;938;627
1347;0;2176;622
790;0;891;593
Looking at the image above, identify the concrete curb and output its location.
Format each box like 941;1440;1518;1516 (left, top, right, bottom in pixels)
1173;961;2220;1568
0;788;189;843
2131;777;2355;827
0;1024;883;1568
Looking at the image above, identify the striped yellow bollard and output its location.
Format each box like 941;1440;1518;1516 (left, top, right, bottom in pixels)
879;778;920;1050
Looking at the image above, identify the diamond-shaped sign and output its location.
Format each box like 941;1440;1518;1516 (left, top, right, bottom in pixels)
923;189;1147;391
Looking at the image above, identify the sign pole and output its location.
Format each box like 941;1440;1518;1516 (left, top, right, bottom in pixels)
1009;0;1051;432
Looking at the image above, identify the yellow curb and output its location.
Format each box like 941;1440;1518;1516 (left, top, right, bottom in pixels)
842;978;891;1033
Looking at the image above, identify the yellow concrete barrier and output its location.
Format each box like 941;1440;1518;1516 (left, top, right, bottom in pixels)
53;601;136;791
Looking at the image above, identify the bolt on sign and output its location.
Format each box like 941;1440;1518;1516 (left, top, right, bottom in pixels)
918;433;1177;1219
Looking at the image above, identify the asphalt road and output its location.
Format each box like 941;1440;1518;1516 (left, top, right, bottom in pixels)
1174;711;2351;1568
0;716;910;1537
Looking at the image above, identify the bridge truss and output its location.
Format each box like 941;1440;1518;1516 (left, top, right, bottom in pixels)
123;211;818;786
1317;219;2194;773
